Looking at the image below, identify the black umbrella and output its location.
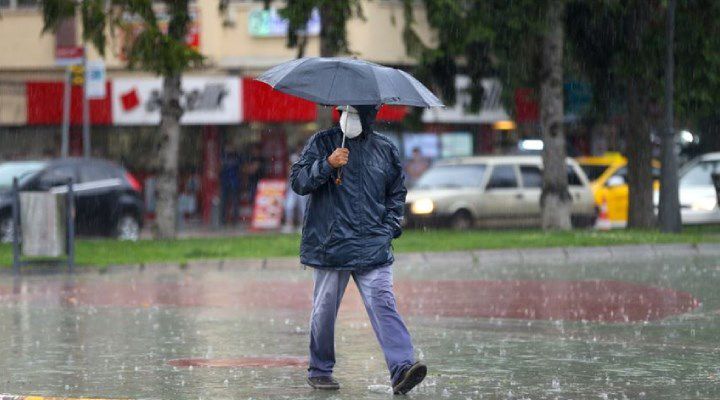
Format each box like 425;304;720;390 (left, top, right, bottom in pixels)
255;57;444;108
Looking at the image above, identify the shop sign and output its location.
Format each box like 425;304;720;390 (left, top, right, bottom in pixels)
55;46;84;66
251;179;287;230
111;77;242;125
248;7;320;37
422;76;510;124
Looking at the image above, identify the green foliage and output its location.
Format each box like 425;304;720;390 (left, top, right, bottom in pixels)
566;0;720;123
278;0;364;57
40;0;203;76
401;0;546;111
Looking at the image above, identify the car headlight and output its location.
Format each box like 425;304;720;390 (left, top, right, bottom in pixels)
411;198;434;215
690;198;717;212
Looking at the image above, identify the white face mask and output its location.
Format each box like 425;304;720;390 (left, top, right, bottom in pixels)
339;107;363;139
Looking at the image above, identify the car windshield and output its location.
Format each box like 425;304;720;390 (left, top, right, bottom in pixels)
680;161;720;187
414;164;487;189
580;164;610;182
0;161;46;190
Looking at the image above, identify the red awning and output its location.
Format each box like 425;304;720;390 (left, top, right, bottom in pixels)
26;81;112;125
244;77;408;123
242;78;316;123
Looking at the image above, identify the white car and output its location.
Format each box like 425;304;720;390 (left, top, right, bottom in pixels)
405;155;597;229
662;152;720;224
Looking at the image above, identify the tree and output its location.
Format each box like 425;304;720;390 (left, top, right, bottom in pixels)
41;0;202;239
565;1;661;229
658;0;680;232
540;0;571;230
402;0;572;230
566;0;720;230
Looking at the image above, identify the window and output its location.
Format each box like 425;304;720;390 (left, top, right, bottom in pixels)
39;165;76;188
486;165;518;189
0;161;46;190
415;164;486;189
520;165;542;188
681;161;720;188
80;164;117;183
567;166;583;186
580;164;610;182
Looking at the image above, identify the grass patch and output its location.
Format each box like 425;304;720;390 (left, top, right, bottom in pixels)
0;226;718;268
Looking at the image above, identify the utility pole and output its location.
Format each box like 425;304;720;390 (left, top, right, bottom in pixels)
659;0;681;232
82;44;91;158
61;67;71;158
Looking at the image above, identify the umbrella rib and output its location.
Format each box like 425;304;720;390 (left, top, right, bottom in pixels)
325;62;341;105
274;57;314;89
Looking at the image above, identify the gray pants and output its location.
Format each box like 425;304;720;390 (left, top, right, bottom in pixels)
308;265;415;384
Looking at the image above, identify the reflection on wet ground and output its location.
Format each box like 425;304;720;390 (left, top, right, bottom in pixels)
1;254;719;399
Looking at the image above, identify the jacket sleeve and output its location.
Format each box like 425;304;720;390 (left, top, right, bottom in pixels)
383;144;408;239
290;134;335;195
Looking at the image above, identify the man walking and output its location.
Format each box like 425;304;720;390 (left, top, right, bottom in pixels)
290;105;426;395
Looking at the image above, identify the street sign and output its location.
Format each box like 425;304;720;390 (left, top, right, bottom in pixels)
70;65;84;86
85;60;107;99
55;46;84;66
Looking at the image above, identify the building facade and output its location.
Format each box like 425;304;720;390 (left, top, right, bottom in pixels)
0;0;517;224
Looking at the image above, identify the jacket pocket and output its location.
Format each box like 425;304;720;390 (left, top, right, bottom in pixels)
321;219;338;251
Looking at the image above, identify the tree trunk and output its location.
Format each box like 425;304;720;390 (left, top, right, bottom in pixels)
316;2;338;129
540;0;571;231
626;80;656;228
154;74;183;239
658;0;681;232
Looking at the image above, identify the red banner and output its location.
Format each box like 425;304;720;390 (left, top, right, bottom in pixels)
26;81;112;125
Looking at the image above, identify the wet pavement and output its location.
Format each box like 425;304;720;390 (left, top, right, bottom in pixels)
1;252;719;399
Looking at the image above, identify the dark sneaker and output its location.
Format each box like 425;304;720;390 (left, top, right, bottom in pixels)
392;362;427;395
307;376;340;390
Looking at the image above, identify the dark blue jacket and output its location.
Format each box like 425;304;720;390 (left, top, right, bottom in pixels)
291;127;406;270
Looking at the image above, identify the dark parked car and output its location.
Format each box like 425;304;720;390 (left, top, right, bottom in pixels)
0;158;144;243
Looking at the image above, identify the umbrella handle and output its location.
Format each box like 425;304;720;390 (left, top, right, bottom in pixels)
336;106;349;185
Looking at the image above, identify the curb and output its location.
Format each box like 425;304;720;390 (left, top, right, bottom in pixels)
1;396;126;400
3;243;717;276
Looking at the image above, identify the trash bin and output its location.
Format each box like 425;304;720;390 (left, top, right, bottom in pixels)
19;192;67;257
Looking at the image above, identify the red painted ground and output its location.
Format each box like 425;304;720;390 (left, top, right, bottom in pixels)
0;278;698;323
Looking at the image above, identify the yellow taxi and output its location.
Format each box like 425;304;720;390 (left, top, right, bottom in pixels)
576;152;660;227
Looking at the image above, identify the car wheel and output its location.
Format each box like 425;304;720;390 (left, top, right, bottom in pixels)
450;210;473;230
115;214;141;241
0;216;13;244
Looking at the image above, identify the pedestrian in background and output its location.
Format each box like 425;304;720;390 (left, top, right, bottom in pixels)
220;149;241;225
291;104;426;395
404;146;430;188
282;144;308;233
243;143;265;207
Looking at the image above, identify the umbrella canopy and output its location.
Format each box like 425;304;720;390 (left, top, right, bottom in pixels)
255;57;444;108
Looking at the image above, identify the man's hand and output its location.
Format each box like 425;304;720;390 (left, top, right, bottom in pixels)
327;148;349;168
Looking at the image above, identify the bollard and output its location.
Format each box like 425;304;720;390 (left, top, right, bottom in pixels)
11;177;20;274
66;178;75;273
712;173;720;209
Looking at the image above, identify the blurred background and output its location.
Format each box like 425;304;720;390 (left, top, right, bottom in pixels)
0;0;718;242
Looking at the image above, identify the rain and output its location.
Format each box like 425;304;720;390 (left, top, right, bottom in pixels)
1;0;720;399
